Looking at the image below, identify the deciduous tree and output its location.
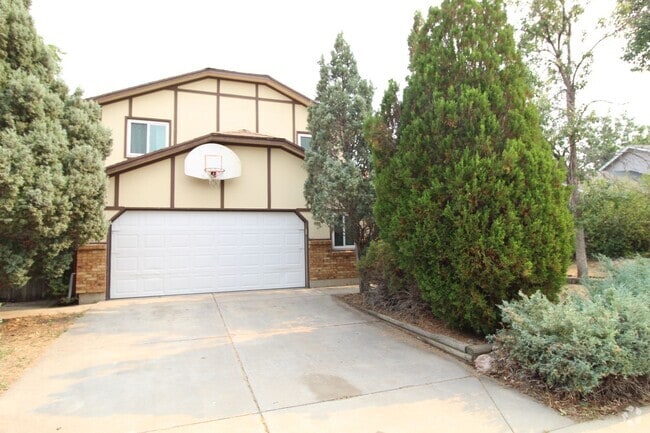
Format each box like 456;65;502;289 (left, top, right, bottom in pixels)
616;0;650;71
511;0;615;278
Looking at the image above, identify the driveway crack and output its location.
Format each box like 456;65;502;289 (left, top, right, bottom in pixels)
212;293;270;433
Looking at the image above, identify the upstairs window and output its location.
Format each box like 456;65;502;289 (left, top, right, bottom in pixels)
127;119;169;157
332;215;355;250
297;132;312;151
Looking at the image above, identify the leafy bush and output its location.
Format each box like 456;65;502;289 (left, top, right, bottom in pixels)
581;177;650;258
357;240;419;308
492;257;650;395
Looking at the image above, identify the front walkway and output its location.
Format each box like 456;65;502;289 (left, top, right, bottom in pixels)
0;287;646;432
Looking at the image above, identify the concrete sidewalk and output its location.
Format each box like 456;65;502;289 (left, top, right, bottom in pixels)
0;287;646;432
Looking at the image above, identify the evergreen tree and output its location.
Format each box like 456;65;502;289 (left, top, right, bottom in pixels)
375;0;573;335
304;33;376;285
0;0;111;292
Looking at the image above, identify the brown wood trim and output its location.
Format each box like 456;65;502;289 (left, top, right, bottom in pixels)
291;211;310;287
92;68;314;107
267;147;272;209
106;132;305;176
173;90;178;146
128;98;133;116
292;103;296;144
216;79;221;131
105;207;306;213
114;174;120;207
106;224;112;300
174;88;218;96
127;116;171;123
123;117;128;159
170;156;175;208
220;177;225;209
176;88;294;103
255;84;259;133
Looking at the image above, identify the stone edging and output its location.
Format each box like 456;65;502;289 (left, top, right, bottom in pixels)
338;298;492;363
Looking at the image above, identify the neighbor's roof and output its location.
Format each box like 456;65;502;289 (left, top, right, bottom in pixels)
92;68;314;106
599;145;650;171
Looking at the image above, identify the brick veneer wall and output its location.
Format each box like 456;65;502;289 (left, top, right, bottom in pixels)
75;243;107;296
308;239;358;281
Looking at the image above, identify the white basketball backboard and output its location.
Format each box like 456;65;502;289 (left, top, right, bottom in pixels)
184;143;242;180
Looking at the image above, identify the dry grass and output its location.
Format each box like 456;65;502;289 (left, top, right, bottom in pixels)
0;314;81;394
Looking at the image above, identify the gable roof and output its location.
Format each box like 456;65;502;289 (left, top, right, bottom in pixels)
105;131;304;176
599;146;650;172
92;68;314;106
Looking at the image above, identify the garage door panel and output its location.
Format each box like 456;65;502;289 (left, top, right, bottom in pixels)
110;211;306;299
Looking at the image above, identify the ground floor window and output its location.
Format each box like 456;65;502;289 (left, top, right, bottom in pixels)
332;215;355;250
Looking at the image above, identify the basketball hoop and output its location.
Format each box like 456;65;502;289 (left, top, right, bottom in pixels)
205;167;225;187
204;154;225;187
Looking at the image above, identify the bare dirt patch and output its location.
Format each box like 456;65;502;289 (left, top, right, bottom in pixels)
0;313;81;394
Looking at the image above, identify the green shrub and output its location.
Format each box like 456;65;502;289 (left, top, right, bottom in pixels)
493;257;650;395
581;178;650;258
374;0;573;335
358;240;419;307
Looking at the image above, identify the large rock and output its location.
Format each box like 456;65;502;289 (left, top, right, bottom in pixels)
474;354;494;373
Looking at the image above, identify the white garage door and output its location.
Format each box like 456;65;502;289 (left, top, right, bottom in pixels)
110;211;306;299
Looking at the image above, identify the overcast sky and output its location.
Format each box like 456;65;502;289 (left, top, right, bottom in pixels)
29;0;649;124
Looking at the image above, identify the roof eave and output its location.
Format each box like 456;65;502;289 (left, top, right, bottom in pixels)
105;132;304;176
92;67;314;107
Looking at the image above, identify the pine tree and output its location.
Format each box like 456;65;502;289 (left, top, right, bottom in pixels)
0;0;111;292
375;0;573;335
304;33;376;284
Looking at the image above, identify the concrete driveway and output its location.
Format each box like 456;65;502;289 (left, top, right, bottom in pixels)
0;287;631;433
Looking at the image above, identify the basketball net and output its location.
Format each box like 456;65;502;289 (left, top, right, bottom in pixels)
206;168;224;187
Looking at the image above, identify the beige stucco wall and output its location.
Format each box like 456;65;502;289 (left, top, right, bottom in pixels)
259;101;293;142
174;152;221;208
104;209;121;222
118;160;171;208
294;105;309;136
219;97;256;133
220;80;256;97
223;146;267;208
131;90;175;125
178;78;218;93
259;85;291;102
102;100;129;166
177;92;217;143
270;148;306;209
300;211;330;240
106;176;116;207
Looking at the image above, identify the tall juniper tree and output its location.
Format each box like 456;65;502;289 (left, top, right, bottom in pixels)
0;0;111;292
375;0;573;335
304;33;376;287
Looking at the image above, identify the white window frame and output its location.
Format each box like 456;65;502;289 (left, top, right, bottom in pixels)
297;132;312;150
332;215;355;250
126;119;170;157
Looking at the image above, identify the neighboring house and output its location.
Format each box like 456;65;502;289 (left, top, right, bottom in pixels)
74;68;357;304
599;146;650;181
